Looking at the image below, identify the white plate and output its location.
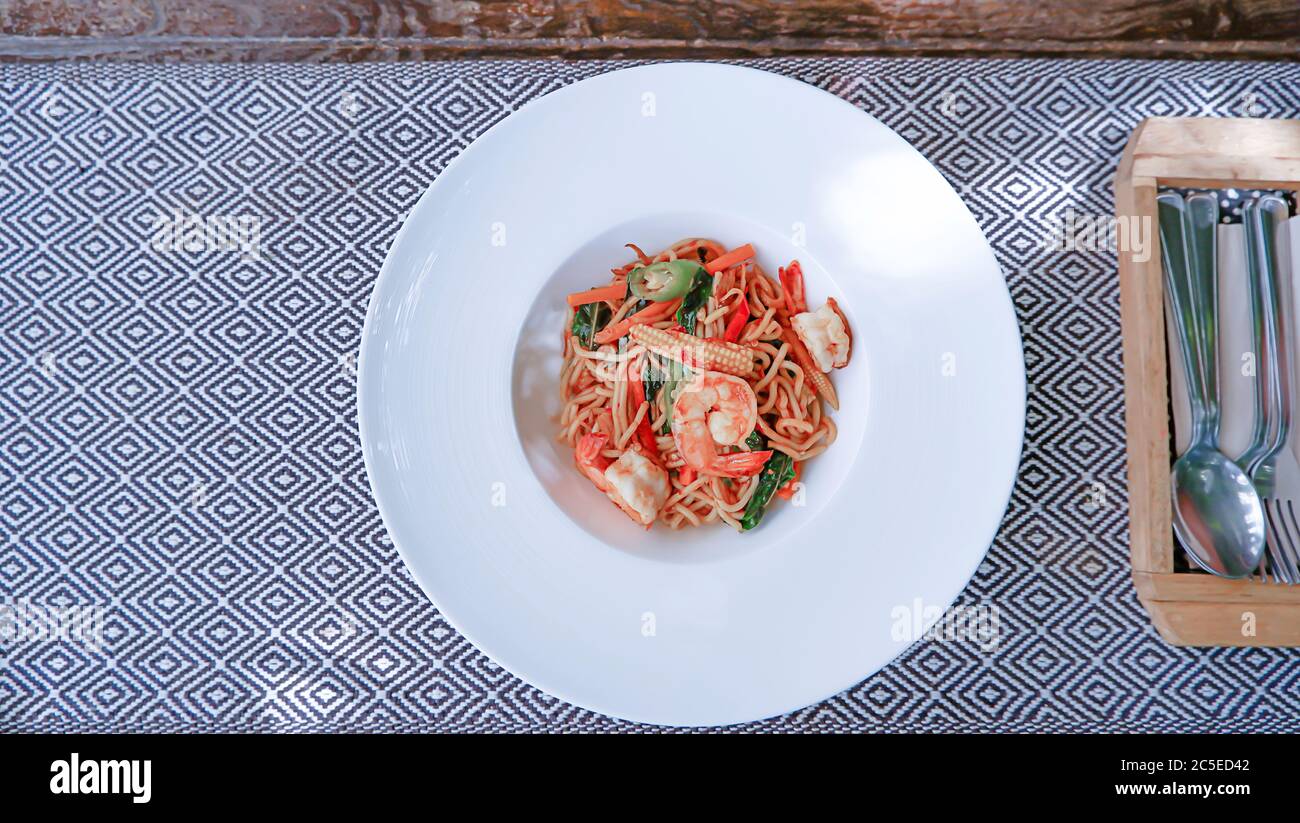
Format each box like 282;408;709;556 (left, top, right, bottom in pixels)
358;63;1024;726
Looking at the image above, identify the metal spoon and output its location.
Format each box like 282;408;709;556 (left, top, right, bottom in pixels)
1159;192;1266;578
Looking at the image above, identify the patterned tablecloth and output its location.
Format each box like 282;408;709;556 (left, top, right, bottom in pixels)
3;58;1300;733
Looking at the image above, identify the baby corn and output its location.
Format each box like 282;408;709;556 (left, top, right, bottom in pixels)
629;325;756;379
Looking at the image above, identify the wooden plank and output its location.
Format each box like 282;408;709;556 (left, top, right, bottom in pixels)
0;0;1297;61
1146;600;1300;646
1125;117;1300;189
1135;571;1300;603
1115;120;1174;575
0;35;1296;62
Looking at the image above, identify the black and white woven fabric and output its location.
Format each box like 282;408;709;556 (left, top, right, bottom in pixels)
3;59;1300;733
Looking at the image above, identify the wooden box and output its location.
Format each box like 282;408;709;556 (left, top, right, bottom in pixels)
1116;116;1300;646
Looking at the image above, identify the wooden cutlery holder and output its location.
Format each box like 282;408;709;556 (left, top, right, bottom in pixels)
1116;116;1300;646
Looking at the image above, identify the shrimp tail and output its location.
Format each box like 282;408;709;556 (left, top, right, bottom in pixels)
779;261;806;314
575;432;611;472
709;449;773;478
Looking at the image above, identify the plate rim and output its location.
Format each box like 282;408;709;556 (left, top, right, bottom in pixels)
357;61;1027;727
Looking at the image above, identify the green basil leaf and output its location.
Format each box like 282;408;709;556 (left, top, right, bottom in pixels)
675;269;714;335
741;451;795;531
571;300;611;350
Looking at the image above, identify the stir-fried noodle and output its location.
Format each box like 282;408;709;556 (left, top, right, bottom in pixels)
560;239;851;532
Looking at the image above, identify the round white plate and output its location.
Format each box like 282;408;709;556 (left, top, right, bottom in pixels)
358;63;1024;726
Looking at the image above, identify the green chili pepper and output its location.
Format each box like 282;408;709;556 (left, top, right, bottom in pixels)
628;260;703;303
740;451;795;531
624;278;651;315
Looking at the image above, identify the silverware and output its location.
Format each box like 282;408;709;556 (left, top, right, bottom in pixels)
1243;195;1300;583
1159;191;1266;578
1237;198;1278;476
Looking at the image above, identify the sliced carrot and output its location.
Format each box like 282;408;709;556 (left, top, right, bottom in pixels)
628;358;646;407
636;428;660;462
627;359;661;461
592;300;678;345
705;243;755;274
567;283;626;308
723;296;750;343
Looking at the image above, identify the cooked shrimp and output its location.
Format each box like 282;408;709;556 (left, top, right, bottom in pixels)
791;297;851;372
671;371;773;477
575;432;670;527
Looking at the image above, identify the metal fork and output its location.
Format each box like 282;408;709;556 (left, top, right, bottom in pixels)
1244;195;1300;583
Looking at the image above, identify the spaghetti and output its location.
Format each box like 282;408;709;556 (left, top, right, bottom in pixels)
559;238;851;532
